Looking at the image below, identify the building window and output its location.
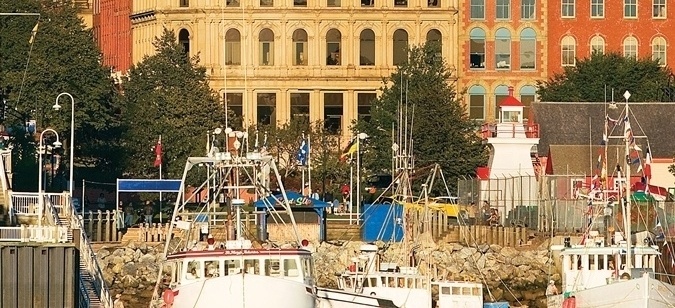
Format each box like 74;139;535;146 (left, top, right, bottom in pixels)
227;0;240;7
359;29;376;66
623;36;637;58
494;85;509;120
326;29;342;66
260;0;273;6
259;29;274;66
357;93;376;122
653;0;666;18
426;29;442;58
521;0;535;20
561;36;576;66
225;93;244;128
257;93;277;126
652;37;666;66
520;85;536;120
468;85;486;120
225;29;241;65
180;0;189;7
292;29;308;66
394;0;408;7
495;28;511;69
428;0;440;8
178;29;190;55
590;35;605;55
591;0;604;18
469;28;486;69
323;93;343;134
328;0;341;7
290;93;310;126
294;0;307;7
624;0;637;18
496;0;510;19
392;29;408;66
562;0;575;18
470;0;485;19
361;0;374;7
519;28;536;70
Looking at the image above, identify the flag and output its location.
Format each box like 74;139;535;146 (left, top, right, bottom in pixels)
644;147;652;180
297;136;309;166
153;136;162;167
624;116;635;145
29;22;39;44
339;137;358;162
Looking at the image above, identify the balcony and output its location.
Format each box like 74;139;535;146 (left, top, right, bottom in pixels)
481;122;539;139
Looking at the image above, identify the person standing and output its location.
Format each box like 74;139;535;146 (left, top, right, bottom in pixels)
603;202;613;232
546;280;559;296
96;193;107;210
144;201;154;225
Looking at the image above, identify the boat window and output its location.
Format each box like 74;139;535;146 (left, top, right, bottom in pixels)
284;259;299;277
362;278;371;287
300;257;314;278
244;259;260;274
463;287;472;295
380;277;386;286
473;287;481;296
345;277;353;289
406;278;413;288
388;277;395;287
397;277;405;288
174;262;182;283
370;278;377;287
441;286;450;295
452;286;461;295
205;260;220;277
421;279;428;289
265;259;281;277
186;261;202;280
225;260;241;275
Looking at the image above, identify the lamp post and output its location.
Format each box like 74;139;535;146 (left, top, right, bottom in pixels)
38;129;61;225
356;132;368;225
52;92;74;196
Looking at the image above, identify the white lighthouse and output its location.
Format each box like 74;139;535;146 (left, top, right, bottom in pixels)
480;86;540;221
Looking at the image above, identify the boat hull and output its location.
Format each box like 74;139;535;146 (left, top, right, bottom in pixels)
547;275;675;308
171;274;317;308
316;287;399;308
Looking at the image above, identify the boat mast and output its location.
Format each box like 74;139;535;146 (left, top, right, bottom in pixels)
623;91;632;275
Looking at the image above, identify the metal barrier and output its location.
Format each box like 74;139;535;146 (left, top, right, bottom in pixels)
10;192;40;216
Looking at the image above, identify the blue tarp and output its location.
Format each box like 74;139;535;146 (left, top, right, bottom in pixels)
254;191;330;208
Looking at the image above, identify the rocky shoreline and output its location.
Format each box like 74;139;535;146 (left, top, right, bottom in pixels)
96;236;556;308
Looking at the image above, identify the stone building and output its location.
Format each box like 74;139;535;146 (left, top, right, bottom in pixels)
457;0;547;122
130;0;460;136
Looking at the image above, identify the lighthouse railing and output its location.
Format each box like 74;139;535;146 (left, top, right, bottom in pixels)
480;123;539;139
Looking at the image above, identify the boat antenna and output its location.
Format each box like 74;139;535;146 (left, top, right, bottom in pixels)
623;91;632;275
222;2;228;129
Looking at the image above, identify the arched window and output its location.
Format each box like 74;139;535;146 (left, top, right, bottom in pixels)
178;29;190;55
392;29;408;66
494;85;509;119
652;36;667;66
426;29;442;56
225;29;241;65
292;29;308;66
468;85;486;120
259;29;274;66
623;36;637;59
590;35;605;55
519;28;536;69
469;28;485;69
561;36;576;66
495;28;511;69
326;29;342;66
520;85;536;120
359;29;375;66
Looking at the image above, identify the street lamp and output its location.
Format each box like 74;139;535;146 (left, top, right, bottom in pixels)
52;92;75;197
38;128;61;225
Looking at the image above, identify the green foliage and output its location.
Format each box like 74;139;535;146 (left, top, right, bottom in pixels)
121;28;226;179
354;43;487;191
537;53;671;102
0;0;124;180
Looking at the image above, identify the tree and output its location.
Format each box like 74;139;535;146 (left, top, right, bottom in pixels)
354;43;487;191
0;0;124;189
537;53;672;102
121;28;226;179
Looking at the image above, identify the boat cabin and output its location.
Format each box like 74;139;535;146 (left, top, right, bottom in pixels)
166;239;316;287
435;281;484;308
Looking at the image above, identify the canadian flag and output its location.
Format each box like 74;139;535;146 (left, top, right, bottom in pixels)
153;136;162;168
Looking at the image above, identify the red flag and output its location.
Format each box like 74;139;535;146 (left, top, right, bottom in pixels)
154;136;162;167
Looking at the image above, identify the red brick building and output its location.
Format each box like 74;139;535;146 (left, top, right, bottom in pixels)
458;0;548;122
547;0;675;76
93;0;132;73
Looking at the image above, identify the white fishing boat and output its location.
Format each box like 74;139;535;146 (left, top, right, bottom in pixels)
547;92;675;308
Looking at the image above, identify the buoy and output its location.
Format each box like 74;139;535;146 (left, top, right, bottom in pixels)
163;289;176;307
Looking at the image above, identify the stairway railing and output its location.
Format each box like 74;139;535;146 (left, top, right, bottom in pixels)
69;194;113;308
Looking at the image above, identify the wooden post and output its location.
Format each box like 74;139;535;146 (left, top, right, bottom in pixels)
96;210;103;242
103;211;111;242
486;226;493;245
515;227;521;246
86;211;93;239
112;210;118;241
497;226;504;246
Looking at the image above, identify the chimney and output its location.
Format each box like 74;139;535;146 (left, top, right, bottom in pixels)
508;86;514;97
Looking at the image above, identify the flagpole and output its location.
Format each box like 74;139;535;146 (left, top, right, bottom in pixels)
349;150;353;225
159;135;163;224
356;132;361;226
308;134;312;198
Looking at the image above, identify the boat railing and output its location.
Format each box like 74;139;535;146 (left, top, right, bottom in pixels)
69;195;114;308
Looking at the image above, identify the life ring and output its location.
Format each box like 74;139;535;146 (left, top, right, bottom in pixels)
163;289;175;307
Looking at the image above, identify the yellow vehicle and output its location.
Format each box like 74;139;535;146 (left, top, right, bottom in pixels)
428;196;462;218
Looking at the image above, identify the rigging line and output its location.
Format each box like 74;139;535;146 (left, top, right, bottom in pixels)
16;17;41;109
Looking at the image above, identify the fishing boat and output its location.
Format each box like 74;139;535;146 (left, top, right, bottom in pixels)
547;92;675;308
149;131;319;308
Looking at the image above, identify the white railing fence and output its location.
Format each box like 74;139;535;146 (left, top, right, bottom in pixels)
10;192;40;216
0;225;69;242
